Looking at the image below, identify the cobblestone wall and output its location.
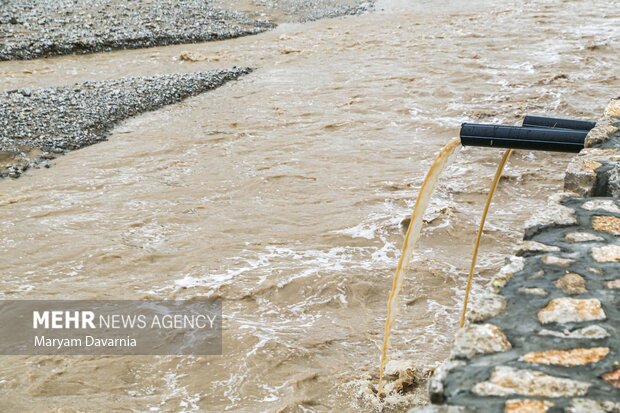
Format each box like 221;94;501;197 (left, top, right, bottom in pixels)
411;98;620;413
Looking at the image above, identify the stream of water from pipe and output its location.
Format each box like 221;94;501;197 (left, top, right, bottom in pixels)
459;149;514;328
378;137;461;396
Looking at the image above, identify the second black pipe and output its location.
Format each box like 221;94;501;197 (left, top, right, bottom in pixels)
460;123;588;152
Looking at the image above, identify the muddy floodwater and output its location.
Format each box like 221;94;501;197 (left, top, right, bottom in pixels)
1;0;619;411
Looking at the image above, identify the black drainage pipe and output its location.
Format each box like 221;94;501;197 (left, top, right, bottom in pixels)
522;115;596;131
460;123;588;153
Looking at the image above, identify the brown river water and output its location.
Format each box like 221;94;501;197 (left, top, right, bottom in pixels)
0;0;619;411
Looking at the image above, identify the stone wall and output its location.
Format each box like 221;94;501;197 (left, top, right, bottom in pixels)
411;98;620;413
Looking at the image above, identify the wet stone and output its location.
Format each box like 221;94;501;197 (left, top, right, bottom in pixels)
609;165;620;198
467;292;506;323
526;270;545;280
472;366;590;398
520;347;609;366
541;255;575;267
408;406;473;413
525;203;577;238
592;245;620;263
516;241;560;256
605;279;620;289
565;232;605;243
601;368;620;389
537;298;606;324
428;360;466;404
518;287;548;296
451;324;511;359
566;398;607;413
491;256;524;293
554;273;587;295
605;98;620;117
539;325;610;340
582;199;620;214
505;399;554;413
565;157;600;196
585;123;619;148
592;215;620;236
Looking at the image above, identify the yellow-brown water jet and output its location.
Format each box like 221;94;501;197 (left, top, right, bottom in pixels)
459;149;513;328
378;137;461;396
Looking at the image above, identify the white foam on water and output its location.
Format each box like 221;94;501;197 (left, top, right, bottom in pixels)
334;222;379;239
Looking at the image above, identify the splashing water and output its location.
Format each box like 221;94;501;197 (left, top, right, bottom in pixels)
459;149;513;327
378;137;462;396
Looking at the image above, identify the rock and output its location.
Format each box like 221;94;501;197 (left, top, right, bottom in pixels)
601;369;620;389
408;406;472;413
516;241;560;256
280;47;302;54
567;398;606;413
564;156;601;196
467;292;506;322
554;273;587;295
582;199;620;214
541;255;574;267
585;123;619;147
605;279;620;289
592;215;620;236
601;401;620;412
539;325;609;340
605;98;620;117
609;166;620;198
537;298;606;324
451;324;511;359
472;366;590;397
526;270;545;280
525;203;577;238
180;51;208;62
505;399;554;412
519;347;609;366
491;256;524;293
592;245;620;262
565;232;605;243
381;360;430;395
518;287;548;296
428;360;466;404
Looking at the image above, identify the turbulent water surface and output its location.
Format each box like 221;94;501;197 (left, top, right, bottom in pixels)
0;0;619;411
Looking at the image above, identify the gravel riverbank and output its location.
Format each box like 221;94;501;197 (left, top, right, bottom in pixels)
0;68;252;178
0;0;374;61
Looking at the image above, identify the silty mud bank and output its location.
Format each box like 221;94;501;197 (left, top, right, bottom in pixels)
415;99;620;412
0;0;619;411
